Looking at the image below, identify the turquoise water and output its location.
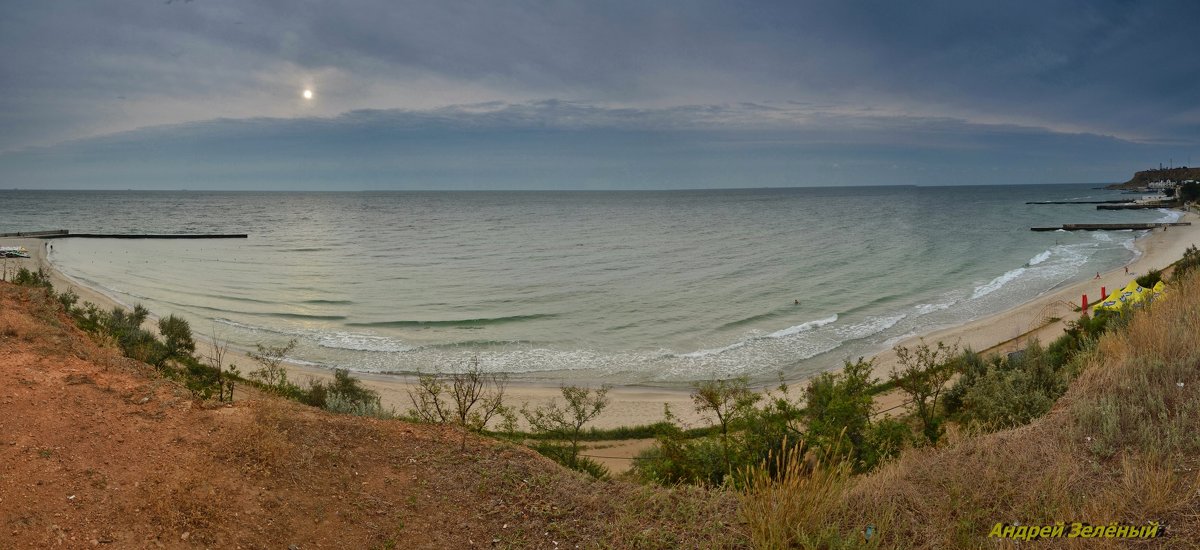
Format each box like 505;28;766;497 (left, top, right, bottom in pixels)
0;186;1176;383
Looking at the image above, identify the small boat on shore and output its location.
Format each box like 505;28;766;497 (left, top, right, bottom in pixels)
0;246;31;258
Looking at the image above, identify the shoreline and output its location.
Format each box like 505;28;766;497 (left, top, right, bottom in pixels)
5;208;1199;429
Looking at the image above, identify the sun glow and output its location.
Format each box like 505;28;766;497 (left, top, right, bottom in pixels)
302;89;313;100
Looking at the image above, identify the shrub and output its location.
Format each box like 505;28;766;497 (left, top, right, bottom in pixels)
531;441;610;480
103;305;162;363
1135;268;1162;289
948;340;1089;433
802;358;876;471
1175;244;1200;280
305;369;388;417
522;385;610;476
325;392;395;418
691;377;760;476
155;314;196;368
890;340;960;445
12;268;52;289
633;420;730;486
247;339;300;396
57;289;79;311
407;357;511;450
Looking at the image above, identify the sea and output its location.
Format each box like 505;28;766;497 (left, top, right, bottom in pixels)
0;185;1179;385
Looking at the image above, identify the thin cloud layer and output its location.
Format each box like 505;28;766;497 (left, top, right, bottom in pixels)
0;102;1164;189
1;1;1197;187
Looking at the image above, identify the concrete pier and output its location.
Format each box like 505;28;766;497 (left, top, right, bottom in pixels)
1030;222;1191;232
1096;203;1173;210
1024;200;1135;205
0;229;246;239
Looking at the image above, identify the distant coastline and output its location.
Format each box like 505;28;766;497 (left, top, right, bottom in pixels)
1107;166;1200;190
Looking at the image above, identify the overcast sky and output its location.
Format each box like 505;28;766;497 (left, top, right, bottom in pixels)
2;1;1198;189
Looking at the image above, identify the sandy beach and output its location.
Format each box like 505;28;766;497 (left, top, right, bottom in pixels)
5;209;1199;432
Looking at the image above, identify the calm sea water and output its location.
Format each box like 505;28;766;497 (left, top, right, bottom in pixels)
0;186;1176;384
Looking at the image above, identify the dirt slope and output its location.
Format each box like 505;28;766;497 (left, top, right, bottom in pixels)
0;283;744;549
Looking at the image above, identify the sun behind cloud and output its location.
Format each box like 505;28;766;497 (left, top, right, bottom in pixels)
302;89;313;100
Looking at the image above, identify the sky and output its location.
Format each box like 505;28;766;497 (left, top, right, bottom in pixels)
1;1;1198;190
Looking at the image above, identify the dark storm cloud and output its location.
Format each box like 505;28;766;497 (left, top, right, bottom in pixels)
1;1;1197;187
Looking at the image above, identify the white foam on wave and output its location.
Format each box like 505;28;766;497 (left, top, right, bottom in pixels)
215;317;416;353
213;316;300;335
677;341;747;359
1122;237;1142;261
1093;232;1113;242
834;313;907;339
676;314;838;359
914;301;955;315
1156;209;1182;223
766;314;840;338
1027;250;1052;266
317;332;416;353
971;267;1026;300
286;357;330;368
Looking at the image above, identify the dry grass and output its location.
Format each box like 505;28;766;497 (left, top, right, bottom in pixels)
741;273;1200;548
740;443;861;549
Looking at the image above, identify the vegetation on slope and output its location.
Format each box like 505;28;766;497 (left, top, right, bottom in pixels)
0;277;746;548
742;271;1200;548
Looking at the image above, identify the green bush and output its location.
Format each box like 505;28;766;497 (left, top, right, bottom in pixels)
636;360;908;487
1175;245;1200;280
303;369;385;414
1135;269;1162;289
949;341;1080;433
531;441;610;479
12;268;52;289
632;428;728;486
522;385;610;474
861;419;911;471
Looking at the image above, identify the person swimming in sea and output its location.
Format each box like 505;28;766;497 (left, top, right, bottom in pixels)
794;299;800;305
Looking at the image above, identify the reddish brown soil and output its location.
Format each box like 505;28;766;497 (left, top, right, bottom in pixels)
0;284;744;549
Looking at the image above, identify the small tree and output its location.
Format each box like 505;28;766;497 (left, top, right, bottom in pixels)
692;377;760;476
248;338;299;394
206;329;237;402
105;304;157;361
522;385;611;469
803;357;876;468
406;356;510;450
891;340;960;445
155;314;195;368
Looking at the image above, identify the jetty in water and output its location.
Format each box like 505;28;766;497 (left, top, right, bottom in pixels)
0;230;246;239
1025;200;1135;205
1095;203;1172;210
1030;223;1191;232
